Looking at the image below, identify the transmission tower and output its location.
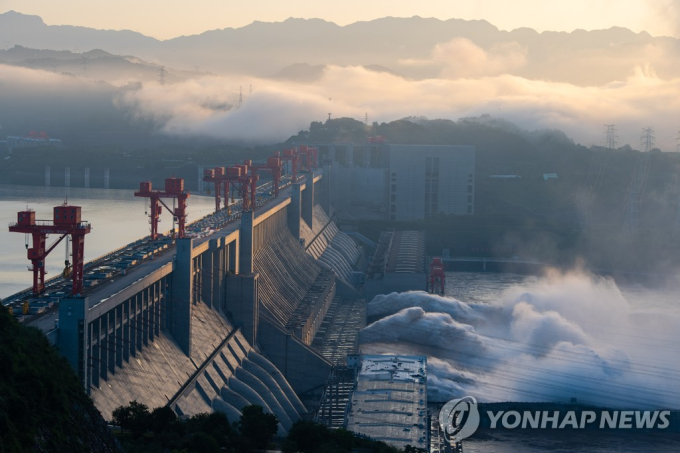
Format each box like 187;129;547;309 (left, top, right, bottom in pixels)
604;124;617;149
238;86;243;108
676;129;680;152
365;112;369;126
159;66;166;86
623;127;655;234
641;127;655;152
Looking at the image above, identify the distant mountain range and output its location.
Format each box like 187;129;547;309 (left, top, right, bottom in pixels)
0;45;193;84
2;11;678;85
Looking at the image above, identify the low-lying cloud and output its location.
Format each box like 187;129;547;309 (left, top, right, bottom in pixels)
115;64;680;147
3;55;680;148
400;38;528;78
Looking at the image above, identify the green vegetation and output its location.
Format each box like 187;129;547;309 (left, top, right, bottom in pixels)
112;401;405;453
0;307;120;453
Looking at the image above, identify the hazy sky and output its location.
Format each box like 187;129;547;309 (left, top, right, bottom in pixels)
1;0;678;40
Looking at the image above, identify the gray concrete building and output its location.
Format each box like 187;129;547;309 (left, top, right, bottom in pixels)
316;141;475;221
388;144;475;221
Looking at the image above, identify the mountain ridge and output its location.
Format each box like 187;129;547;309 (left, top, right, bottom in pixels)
1;11;678;84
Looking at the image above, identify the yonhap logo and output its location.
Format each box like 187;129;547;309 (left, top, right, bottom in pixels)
439;397;672;445
439;396;481;443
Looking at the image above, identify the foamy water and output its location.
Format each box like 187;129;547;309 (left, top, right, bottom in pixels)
361;270;680;410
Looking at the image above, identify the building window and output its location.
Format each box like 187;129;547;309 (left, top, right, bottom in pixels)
467;195;472;203
468;185;473;193
391;184;396;192
391;194;396;202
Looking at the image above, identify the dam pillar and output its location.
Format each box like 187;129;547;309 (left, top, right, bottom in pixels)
225;273;259;345
240;210;254;275
171;238;193;356
302;179;314;229
59;296;88;388
288;183;302;242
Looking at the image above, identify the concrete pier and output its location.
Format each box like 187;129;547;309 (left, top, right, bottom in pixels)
171;238;194;355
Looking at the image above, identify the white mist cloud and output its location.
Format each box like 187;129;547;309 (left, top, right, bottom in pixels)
113;64;680;148
361;271;680;408
3;55;680;149
400;38;527;78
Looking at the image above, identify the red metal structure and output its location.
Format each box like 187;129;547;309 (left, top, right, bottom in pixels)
297;145;318;172
280;148;300;182
429;257;446;295
9;205;91;295
134;177;190;240
251;156;283;196
233;162;254;212
203;154;283;214
203;167;230;213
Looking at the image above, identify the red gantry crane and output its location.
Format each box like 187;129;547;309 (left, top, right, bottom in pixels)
233;161;254;212
9;205;91;295
134;177;190;240
297;145;318;172
429;257;446;295
204;155;283;214
279;148;300;183
251;156;283;196
203;166;229;213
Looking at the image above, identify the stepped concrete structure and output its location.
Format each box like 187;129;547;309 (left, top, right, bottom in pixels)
54;171;369;428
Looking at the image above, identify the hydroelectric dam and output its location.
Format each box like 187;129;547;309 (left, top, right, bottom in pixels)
8;166;370;433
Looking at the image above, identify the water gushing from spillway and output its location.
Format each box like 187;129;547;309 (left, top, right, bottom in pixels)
360;270;680;409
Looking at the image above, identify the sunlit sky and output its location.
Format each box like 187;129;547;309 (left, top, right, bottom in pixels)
1;0;678;40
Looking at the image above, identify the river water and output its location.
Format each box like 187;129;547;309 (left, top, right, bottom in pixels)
437;271;680;452
0;184;216;299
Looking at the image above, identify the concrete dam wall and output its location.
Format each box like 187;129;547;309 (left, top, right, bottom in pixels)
56;172;367;426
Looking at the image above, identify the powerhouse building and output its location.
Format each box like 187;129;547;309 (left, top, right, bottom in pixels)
316;141;475;221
